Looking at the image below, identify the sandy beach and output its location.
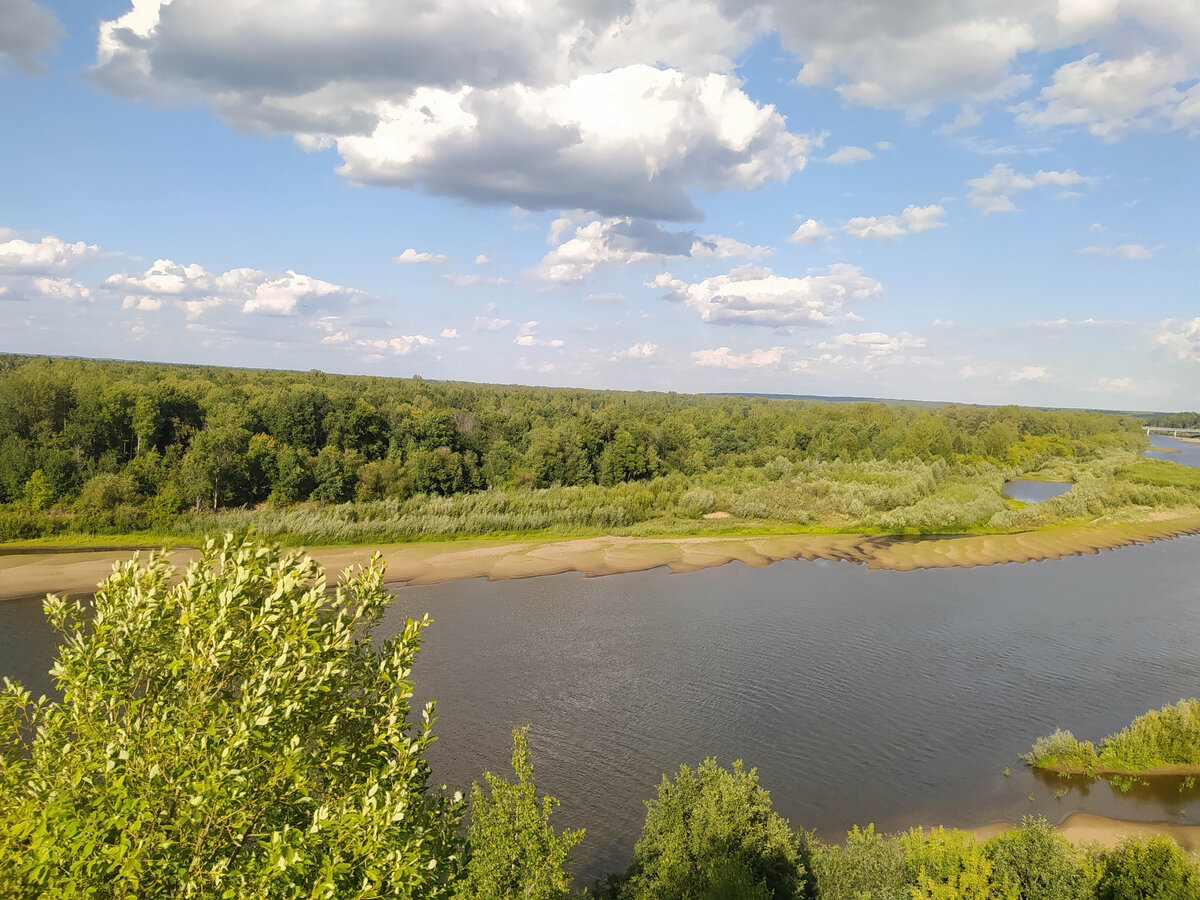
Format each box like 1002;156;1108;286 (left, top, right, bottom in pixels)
3;510;1200;602
973;811;1200;851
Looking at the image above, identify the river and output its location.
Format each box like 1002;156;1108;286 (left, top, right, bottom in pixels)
2;433;1198;883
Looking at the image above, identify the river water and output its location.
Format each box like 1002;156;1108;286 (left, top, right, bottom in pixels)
1;433;1198;883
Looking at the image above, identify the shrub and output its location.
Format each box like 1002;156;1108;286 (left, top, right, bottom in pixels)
1094;835;1200;900
814;823;911;900
0;535;463;898
985;816;1087;900
617;758;813;900
454;727;583;900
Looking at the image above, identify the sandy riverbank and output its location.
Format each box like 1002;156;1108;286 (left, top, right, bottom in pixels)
3;510;1200;602
972;811;1200;851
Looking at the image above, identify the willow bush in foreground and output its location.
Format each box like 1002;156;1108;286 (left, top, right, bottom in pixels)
1024;701;1200;774
0;535;463;898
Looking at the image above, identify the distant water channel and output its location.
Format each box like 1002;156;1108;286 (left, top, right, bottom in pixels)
1001;480;1072;503
2;431;1199;884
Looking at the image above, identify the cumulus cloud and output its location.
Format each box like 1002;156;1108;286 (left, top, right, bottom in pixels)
1010;365;1049;382
692;346;785;368
356;335;435;356
788;218;828;244
844;204;946;239
473;304;510;332
966;164;1089;213
0;233;99;273
535;216;767;283
439;327;460;339
826;145;874;164
650;263;881;327
393;248;448;264
514;321;564;348
106;258;360;317
1158;318;1200;363
0;0;62;74
616;342;658;359
0;229;97;304
935;104;982;134
93;2;811;220
1015;51;1200;140
1079;244;1159;260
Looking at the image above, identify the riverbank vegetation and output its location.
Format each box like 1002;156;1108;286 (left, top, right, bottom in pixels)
1024;700;1200;778
4;538;1200;899
4;354;1194;547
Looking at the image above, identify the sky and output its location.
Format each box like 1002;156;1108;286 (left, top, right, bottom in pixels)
0;0;1197;411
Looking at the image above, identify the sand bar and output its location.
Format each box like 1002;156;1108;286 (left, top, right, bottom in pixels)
972;812;1200;851
3;510;1200;602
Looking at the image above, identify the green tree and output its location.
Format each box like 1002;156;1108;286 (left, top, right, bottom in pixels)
814;824;911;900
0;536;464;898
1094;835;1200;900
21;467;54;511
454;727;583;900
984;817;1087;900
901;827;1016;900
618;758;812;900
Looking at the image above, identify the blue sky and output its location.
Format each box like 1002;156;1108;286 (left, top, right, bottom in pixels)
1;0;1197;410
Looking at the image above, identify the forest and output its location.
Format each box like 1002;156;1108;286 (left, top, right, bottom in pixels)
0;353;1191;545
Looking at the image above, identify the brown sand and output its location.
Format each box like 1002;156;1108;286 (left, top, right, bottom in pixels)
3;511;1200;601
972;812;1200;851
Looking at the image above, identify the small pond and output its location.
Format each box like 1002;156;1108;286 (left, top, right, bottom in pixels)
1001;479;1073;503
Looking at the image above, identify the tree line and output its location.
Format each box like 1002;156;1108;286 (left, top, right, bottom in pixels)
0;354;1149;541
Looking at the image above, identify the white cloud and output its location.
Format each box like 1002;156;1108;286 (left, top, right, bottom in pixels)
826;145;874;164
1158;318;1200;363
844;204;946;240
652;263;882;327
443;273;510;287
614;342;658;360
393;248;448;264
439;327;460;338
1079;244;1159;260
1015;51;1200;140
514;321;564;348
122;295;163;311
535;216;767;283
936;104;982;135
787;218;828;244
1010;365;1049;382
92;3;812;220
692;346;785;368
966;164;1089;213
356;334;435;356
0;0;62;74
0;233;98;273
1096;376;1133;390
106;259;359;317
474;254;491;265
473;304;510;332
31;276;92;303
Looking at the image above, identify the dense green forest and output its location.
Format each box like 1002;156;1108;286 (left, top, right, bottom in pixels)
1143;412;1200;430
1;353;1187;544
5;537;1199;899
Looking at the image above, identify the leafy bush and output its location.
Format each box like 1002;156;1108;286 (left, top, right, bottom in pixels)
985;816;1088;900
814;823;911;900
1022;728;1099;770
615;758;813;900
1093;835;1200;900
453;727;583;900
900;826;1015;899
0;535;463;898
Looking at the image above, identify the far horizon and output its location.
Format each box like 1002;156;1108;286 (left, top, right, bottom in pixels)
2;2;1198;410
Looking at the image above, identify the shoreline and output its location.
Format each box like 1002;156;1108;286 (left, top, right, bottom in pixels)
972;811;1200;851
3;511;1200;602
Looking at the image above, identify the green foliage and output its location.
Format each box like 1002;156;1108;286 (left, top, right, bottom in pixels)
453;727;583;900
1;354;1185;543
0;535;463;898
984;817;1088;900
1093;836;1200;900
900;827;1016;900
813;823;911;900
1021;729;1099;771
616;758;813;900
1026;701;1200;774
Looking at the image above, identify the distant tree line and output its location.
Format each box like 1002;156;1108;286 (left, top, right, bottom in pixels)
0;354;1149;540
1143;412;1200;430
